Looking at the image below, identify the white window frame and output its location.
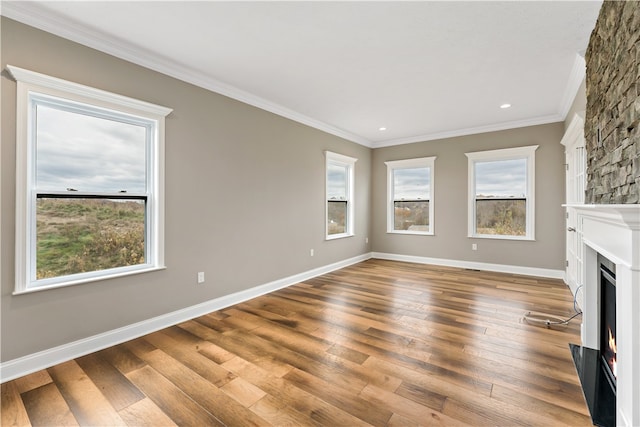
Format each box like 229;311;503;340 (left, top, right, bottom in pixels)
465;145;538;241
8;65;172;294
385;156;436;235
325;151;357;240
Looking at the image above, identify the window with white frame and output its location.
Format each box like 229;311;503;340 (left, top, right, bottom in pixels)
385;157;435;235
325;151;356;239
465;145;538;240
8;66;172;293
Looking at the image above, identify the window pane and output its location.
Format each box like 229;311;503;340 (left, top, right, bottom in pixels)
36;198;145;279
36;104;147;193
327;163;347;200
394;200;429;231
393;168;430;200
475;158;526;198
327;201;347;235
474;157;527;236
475;199;526;236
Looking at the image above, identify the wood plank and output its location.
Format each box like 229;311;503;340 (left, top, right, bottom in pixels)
118;398;177;427
283;367;393;425
20;382;78;427
358;383;469;427
220;377;267;408
1;381;31;427
250;394;322;427
178;319;295;378
97;343;147;375
362;356;493;400
47;361;126;426
131;347;270;427
75;352;145;411
490;383;591;425
13;370;52;395
126;365;225;427
143;330;237;387
325;343;369;364
222;356;371;426
395;381;447;412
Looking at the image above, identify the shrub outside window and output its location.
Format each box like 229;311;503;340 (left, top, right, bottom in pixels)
8;65;172;293
465;145;538;240
325;151;356;239
385;157;435;235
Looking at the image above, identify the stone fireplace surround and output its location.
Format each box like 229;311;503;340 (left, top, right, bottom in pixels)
568;204;640;426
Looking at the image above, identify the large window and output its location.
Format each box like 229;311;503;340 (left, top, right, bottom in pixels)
325;151;356;239
385;157;435;235
9;66;172;293
466;145;538;240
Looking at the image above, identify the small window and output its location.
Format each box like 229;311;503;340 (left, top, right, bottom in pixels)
325;151;357;239
385;157;435;235
8;65;172;293
465;145;538;240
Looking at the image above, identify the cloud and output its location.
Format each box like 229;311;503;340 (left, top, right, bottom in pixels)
36;105;147;194
475;158;526;197
393;167;430;200
327;163;347;199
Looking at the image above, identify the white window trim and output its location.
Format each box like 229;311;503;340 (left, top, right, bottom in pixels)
8;65;172;294
325;151;357;240
385;156;436;235
465;145;538;241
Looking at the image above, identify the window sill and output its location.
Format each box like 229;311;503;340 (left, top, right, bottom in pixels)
326;233;354;241
469;234;535;242
13;265;166;295
387;230;434;236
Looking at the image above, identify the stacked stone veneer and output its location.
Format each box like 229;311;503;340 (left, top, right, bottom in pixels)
585;1;639;204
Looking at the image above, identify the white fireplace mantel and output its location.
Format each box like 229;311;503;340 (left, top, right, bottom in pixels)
565;204;640;427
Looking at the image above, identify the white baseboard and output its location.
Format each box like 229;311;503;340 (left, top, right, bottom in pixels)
0;253;371;383
371;252;565;279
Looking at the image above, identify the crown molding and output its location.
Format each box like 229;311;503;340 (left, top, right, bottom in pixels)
1;2;583;151
557;53;586;121
371;113;563;148
1;2;373;148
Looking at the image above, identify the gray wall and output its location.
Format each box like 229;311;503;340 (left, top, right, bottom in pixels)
1;17;570;364
371;123;567;270
1;18;371;362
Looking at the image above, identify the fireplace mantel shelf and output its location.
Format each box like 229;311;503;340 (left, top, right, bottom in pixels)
563;204;640;228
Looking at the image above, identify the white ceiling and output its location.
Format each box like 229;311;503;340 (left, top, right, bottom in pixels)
2;1;602;148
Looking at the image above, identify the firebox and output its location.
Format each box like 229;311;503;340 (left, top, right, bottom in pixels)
570;254;618;427
599;256;616;391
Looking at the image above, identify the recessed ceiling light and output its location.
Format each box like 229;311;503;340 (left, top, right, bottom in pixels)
379;127;387;131
500;103;512;109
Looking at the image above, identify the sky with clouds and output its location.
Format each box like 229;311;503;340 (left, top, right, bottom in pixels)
327;163;347;200
393;167;430;200
475;158;526;197
36;105;147;194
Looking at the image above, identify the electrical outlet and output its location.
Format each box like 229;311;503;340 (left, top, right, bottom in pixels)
472;243;478;251
365;237;369;244
310;249;314;257
197;272;205;283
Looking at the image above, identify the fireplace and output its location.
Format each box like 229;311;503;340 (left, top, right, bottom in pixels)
571;255;618;427
599;256;616;391
567;204;640;427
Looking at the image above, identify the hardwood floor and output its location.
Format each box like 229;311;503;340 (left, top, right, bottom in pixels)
1;259;591;426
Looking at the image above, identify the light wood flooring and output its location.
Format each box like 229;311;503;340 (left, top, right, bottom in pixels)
1;259;591;426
